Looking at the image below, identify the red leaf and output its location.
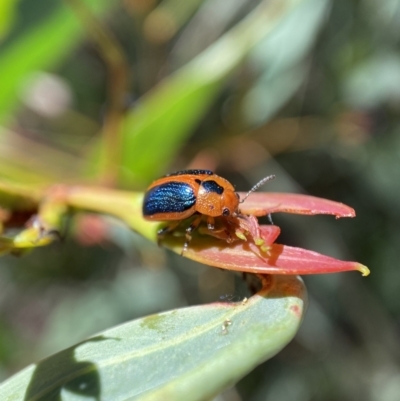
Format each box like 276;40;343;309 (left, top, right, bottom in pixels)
185;242;369;276
166;226;369;276
238;192;355;218
255;224;281;245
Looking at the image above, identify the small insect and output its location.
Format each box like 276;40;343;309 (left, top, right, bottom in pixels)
142;169;275;252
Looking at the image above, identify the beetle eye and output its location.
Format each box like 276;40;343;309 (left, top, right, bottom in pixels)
222;208;230;216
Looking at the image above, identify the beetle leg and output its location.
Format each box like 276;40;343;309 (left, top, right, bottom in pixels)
157;221;180;246
267;213;274;225
182;215;203;255
198;224;234;243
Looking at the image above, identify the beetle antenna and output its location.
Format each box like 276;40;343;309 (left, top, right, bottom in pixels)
240;175;276;203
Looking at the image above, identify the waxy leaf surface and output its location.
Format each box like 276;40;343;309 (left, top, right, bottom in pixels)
0;275;306;401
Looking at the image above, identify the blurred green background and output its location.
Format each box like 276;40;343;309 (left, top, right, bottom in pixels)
0;0;399;400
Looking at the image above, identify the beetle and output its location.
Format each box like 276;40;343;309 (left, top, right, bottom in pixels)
142;169;275;252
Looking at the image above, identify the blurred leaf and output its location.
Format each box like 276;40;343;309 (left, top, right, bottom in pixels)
0;126;88;184
170;0;253;64
0;179;41;209
243;0;330;126
0;0;115;123
114;0;305;187
0;275;306;401
362;0;400;41
0;0;18;41
243;64;308;126
144;0;204;43
250;0;330;73
343;52;400;108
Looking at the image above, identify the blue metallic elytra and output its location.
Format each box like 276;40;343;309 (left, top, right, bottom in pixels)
143;182;196;218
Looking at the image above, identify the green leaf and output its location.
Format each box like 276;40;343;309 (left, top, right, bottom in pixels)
243;0;330;126
0;275;306;401
114;0;305;187
343;52;400;108
0;0;115;123
0;0;18;41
